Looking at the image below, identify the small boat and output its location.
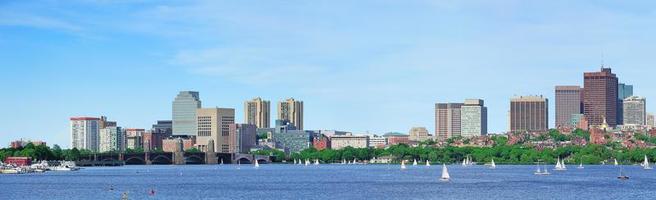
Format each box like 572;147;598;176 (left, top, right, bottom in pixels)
305;159;309;166
614;158;618;166
426;160;431;167
618;165;629;180
534;161;550;175
554;157;566;171
440;164;450;182
342;159;346;165
220;159;224;165
254;159;260;168
577;162;584;169
314;159;319;165
401;160;406;170
413;159;418;166
643;155;652;170
489;159;496;169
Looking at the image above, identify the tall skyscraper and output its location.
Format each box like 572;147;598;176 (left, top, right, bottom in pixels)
555;86;582;127
172;91;201;136
196;108;235;153
99;126;123;152
277;98;304;130
617;83;634;125
70;117;101;151
583;68;618;127
509;96;549;132
244;97;270;128
623;96;646;126
435;103;463;140
461;99;488;137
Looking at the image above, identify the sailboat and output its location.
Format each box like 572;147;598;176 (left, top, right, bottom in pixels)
554;157;566;171
426;160;431;167
254;159;260;168
220;159;224;165
643;155;652;170
577;162;584;169
489;159;496;169
534;161;550;175
304;159;309;166
614;158;618;166
342;159;346;165
237;160;241;170
440;164;450;182
401;160;407;170
353;158;357;164
618;164;629;180
462;158;467;167
314;159;319;165
413;159;418;166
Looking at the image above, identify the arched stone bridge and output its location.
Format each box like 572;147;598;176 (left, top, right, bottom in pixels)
78;152;271;166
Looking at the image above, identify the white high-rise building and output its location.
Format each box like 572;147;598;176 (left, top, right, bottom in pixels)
70;117;101;151
173;91;201;136
460;99;488;137
623;96;646;126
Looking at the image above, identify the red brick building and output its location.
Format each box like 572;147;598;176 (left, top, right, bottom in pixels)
590;128;606;145
387;135;410;145
312;135;331;150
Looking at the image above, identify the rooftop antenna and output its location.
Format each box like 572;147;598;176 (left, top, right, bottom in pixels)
601;51;605;69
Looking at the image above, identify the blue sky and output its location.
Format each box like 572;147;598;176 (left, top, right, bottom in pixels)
1;0;656;148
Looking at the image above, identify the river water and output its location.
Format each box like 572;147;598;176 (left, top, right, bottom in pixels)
1;164;654;199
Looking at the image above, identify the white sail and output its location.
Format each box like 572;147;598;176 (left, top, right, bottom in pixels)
413;159;418;166
462;159;467;166
305;159;309;166
440;164;450;181
490;159;496;169
578;162;584;169
314;159;319;165
342;159;346;165
401;160;406;170
644;155;652;170
614;159;618;166
254;159;259;168
220;159;224;165
554;158;566;170
426;160;431;167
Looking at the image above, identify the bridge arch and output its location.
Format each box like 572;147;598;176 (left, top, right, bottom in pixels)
151;155;172;165
185;155;204;164
235;157;253;164
125;157;146;165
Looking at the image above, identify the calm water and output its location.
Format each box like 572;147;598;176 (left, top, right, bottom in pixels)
1;164;655;200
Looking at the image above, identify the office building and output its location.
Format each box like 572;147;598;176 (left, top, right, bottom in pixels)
312;134;331;150
408;127;430;142
617;83;634;125
330;133;369;149
228;123;257;153
196;108;235;153
244;97;271;128
172;91;202;136
509;96;549;132
460;99;488;137
146;120;173;151
99;126;123;152
583;68;618;127
272;120;310;153
368;135;387;148
278;98;304;130
435;103;463;140
70;117;101;151
623;96;646;126
555;86;582;127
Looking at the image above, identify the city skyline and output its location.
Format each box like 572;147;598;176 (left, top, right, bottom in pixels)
2;1;656;147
